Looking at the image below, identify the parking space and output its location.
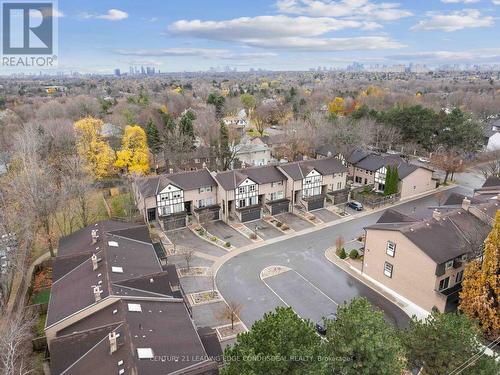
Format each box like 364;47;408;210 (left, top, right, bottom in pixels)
312;208;341;223
244;219;283;240
167;228;227;257
204;221;252;248
275;212;314;231
263;269;337;324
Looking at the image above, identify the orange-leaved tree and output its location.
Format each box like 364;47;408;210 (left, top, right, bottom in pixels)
459;211;500;340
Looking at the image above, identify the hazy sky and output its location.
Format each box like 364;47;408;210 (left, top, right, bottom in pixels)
6;0;500;73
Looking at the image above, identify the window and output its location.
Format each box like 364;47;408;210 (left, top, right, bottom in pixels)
271;181;283;187
199;186;213;193
384;262;393;278
445;260;453;270
239;199;246;208
238;187;245;194
198;197;214;208
270;191;284;201
112;266;123;273
249;184;256;192
461;254;468;261
137;348;154;359
337;181;342;190
456;270;464;283
386;241;396;257
127;303;142;312
439;277;450;291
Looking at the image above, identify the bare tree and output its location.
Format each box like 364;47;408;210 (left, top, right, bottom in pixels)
182;249;194;271
0;308;37;375
432;151;465;184
217;301;242;330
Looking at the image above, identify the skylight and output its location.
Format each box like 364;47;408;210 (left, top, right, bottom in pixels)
111;266;123;273
127;303;142;312
108;241;119;247
137;348;154;359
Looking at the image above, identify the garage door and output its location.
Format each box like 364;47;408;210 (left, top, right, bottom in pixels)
241;208;261;222
163;215;186;231
271;201;289;215
307;198;324;211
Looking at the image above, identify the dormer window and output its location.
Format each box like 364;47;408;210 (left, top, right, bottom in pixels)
445;260;453;270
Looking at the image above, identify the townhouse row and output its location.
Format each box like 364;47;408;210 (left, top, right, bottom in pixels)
133;157;349;230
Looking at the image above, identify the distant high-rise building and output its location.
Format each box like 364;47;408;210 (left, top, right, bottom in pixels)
129;66;134;75
114;68;121;77
141;66;145;75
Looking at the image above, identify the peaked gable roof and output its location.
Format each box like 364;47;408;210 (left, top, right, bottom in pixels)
279;157;347;181
215;165;287;190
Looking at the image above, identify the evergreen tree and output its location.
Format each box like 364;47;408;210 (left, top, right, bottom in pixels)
403;312;499;375
323;298;405;375
145;119;162;155
207;93;225;120
222;307;323;375
179;110;196;140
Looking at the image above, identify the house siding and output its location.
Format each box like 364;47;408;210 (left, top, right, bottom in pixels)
400;168;434;199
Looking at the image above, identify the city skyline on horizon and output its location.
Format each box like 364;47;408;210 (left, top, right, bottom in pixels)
4;0;500;74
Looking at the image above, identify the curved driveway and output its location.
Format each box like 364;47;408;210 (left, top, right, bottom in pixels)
216;186;470;330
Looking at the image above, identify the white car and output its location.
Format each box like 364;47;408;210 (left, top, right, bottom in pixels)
418;157;430;163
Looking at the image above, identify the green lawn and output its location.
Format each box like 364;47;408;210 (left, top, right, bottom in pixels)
109;193;136;218
32;289;50;305
36;313;47;336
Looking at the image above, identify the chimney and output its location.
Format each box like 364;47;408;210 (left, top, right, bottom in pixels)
91;229;99;244
91;253;98;271
109;332;117;354
93;286;102;302
432;209;441;221
462;197;471;211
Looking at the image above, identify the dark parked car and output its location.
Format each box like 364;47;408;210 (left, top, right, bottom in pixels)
347;200;363;211
315;313;337;335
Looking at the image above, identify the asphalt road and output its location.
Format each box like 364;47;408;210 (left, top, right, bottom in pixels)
216;186;472;330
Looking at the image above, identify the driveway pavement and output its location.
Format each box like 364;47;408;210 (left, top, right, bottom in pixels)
244;219;283;240
312;208;341;222
216;187;470;330
275;212;314;231
167;228;227;257
204;221;252;248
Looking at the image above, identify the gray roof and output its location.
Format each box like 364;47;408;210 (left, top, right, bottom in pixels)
377;209;417;224
482;176;500;188
316;145;339;157
279;157;347;181
353;152;429;179
136;169;217;198
215;165;287;190
347;149;371;164
366;203;496;264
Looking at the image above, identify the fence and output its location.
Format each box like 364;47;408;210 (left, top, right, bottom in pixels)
353;189;401;209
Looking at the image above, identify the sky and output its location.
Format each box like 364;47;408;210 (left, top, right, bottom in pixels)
5;0;500;73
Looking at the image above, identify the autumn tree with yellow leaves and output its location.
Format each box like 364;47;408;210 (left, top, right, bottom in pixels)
115;125;150;175
459;211;500;340
74;117;115;179
327;97;345;116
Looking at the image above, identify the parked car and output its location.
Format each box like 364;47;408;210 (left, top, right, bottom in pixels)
347;201;363;211
316;313;337;335
418;157;430;163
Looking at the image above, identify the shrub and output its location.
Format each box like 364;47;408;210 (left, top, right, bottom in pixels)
211;236;217;242
309;215;316;221
281;224;289;230
349;249;359;259
339;248;347;259
249;233;257;240
357;235;363;242
197;228;205;236
225;242;231;248
276;221;283;227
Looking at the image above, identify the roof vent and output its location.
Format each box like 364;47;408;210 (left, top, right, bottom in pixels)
117;360;123;366
109;332;118;354
113;309;118;315
462;197;471;211
137;348;154;359
91;253;98;271
149;278;154;283
93;286;102;302
432;209;441;221
91;229;99;244
119;370;125;375
128;303;142;312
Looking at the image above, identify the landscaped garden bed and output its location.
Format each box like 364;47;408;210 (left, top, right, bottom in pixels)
188;290;222;306
265;217;291;232
215;322;246;341
178;267;208;277
190;224;235;250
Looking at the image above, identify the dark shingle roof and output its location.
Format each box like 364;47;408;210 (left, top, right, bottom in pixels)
316;145;339;157
347;149;371;164
377;209;418;224
158;168;217;192
366;204;495;264
215;165;287;190
279;157;347;181
482;176;500;188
